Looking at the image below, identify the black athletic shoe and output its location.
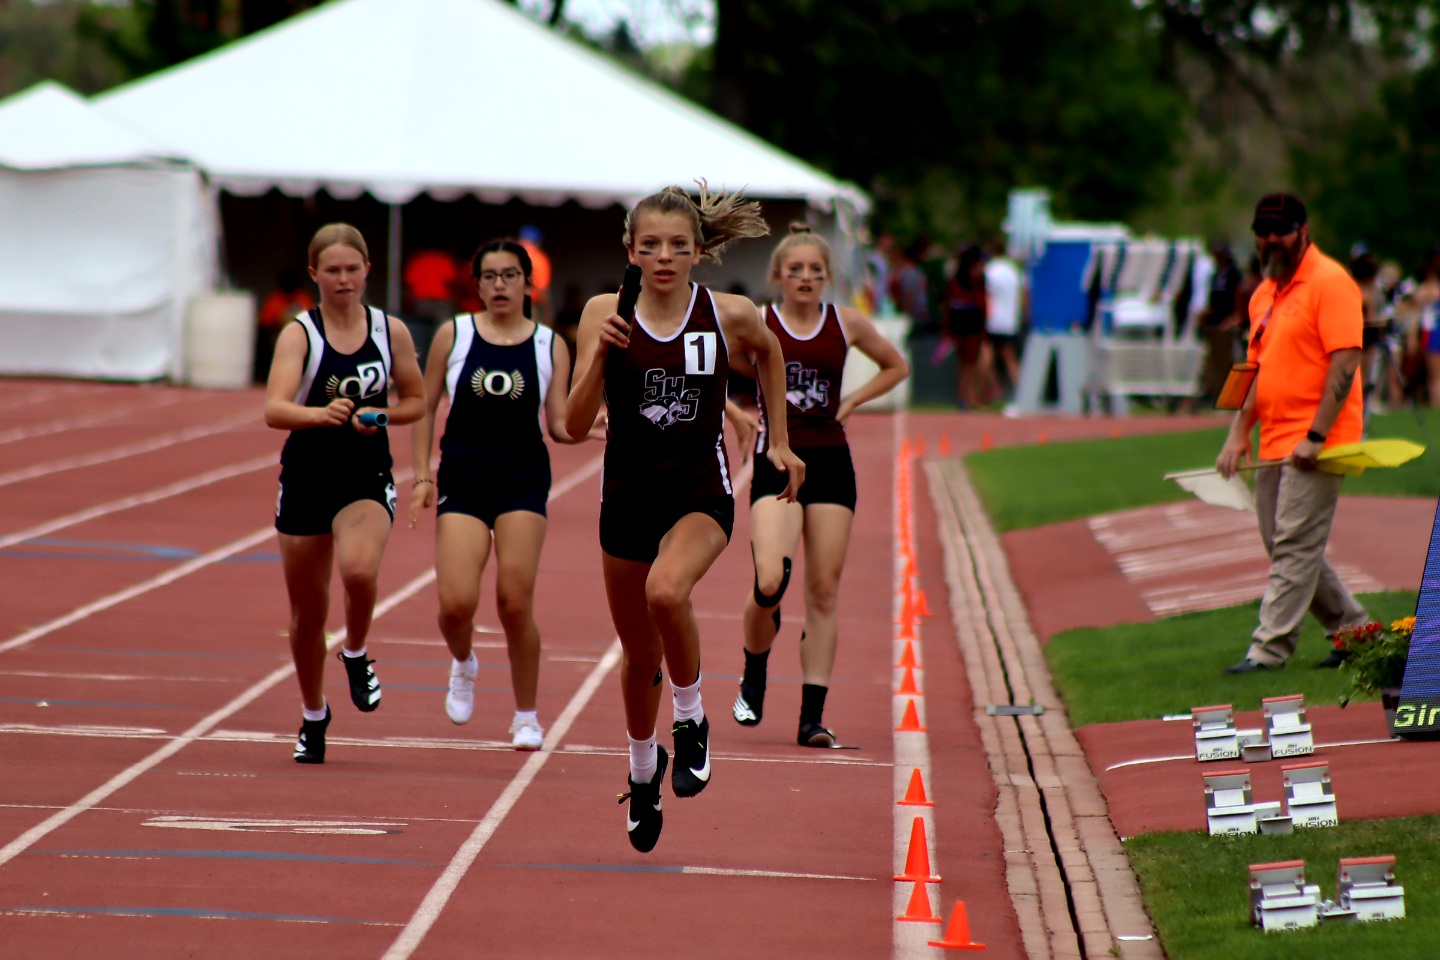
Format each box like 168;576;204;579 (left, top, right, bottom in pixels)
339;650;382;712
732;680;765;727
798;720;836;748
294;706;331;764
671;716;711;797
618;745;667;853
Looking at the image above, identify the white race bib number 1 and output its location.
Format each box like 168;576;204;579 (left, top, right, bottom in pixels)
684;332;717;376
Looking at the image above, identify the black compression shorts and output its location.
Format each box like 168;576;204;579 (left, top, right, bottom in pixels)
750;445;856;511
275;467;396;536
599;495;735;563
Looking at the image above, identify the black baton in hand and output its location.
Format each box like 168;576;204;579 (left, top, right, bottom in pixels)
616;264;642;329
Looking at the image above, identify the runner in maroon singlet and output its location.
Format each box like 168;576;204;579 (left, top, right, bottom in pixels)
564;183;804;852
729;224;909;746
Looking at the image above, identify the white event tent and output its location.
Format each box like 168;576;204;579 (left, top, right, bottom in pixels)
0;82;217;380
95;0;868;308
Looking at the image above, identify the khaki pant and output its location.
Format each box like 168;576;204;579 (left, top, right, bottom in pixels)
1246;464;1368;666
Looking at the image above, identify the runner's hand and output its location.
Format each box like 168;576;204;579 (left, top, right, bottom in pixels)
408;479;435;528
319;397;354;427
768;445;806;502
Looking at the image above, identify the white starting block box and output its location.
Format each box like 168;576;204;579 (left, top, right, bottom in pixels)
1204;769;1257;835
1283;761;1338;829
1249;860;1321;931
1263;694;1315;758
1193;703;1240;761
1254;800;1292;835
1238;727;1271;763
1338;856;1405;922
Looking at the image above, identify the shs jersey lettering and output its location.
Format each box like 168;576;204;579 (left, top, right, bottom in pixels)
281;307;394;472
603;284;731;503
757;302;848;451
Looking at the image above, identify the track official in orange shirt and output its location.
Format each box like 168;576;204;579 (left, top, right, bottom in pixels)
1217;193;1370;674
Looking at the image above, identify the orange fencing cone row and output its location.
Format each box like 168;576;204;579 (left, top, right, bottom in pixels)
928;899;987;950
898;767;935;807
897;880;943;923
894;815;940;882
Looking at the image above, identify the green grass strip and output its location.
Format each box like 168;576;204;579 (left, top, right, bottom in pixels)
1127;818;1437;959
1046;591;1417;727
966;411;1436;533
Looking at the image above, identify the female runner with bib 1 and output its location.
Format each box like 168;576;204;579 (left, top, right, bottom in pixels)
265;223;426;764
730;225;909;746
564;183;804;852
410;238;590;750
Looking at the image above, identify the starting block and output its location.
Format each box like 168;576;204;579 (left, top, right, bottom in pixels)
1204;769;1257;835
1249;860;1321;931
1283;761;1338;829
1263;694;1314;758
1337;856;1405;922
1193;703;1240;761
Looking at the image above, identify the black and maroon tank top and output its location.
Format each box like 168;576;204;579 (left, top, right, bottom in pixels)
602;284;732;504
758;302;849;451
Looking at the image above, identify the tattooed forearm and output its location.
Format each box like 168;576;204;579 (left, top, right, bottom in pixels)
1331;367;1356;404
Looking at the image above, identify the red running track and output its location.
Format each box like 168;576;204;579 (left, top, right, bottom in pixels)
0;381;1022;959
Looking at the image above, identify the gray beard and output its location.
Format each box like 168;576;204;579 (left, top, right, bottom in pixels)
1261;247;1293;281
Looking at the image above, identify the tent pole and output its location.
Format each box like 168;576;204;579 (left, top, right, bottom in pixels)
387;202;402;314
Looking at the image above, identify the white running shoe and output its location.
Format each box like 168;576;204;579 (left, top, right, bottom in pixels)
445;656;477;725
510;717;544;751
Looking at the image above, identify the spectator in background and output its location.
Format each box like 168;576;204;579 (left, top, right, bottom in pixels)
1198;242;1243;406
1350;246;1387;424
942;244;988;408
892;240;931;333
518;225;552;325
255;268;315;383
552;281;585;362
403;247;460;367
983;241;1023;401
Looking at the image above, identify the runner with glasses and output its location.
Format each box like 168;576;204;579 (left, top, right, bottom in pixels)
410;238;591;750
564;183;804;851
265;223;426;764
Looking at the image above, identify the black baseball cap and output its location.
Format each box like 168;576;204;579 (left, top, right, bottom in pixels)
1252;193;1307;236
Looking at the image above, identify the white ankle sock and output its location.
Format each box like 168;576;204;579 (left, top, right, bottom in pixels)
628;733;657;783
672;674;704;722
302;701;328;722
514;710;538;727
342;646;367;659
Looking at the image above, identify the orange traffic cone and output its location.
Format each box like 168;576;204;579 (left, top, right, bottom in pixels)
895;588;916;625
928;900;987;950
898;438;911;460
896;641;919;669
980;431;993;452
915;589;932;617
894;816;941;882
895;699;926;732
898;767;935;807
902;554;917;580
896;616;917;641
938;433;952;455
1037;429;1048;445
896;665;922;696
898;880;943;923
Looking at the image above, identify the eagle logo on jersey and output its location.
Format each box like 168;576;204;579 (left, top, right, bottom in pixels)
325;360;387;402
472;368;526;400
783;362;830;411
639;368;700;428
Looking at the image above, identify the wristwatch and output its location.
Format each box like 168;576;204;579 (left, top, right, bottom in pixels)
1305;429;1327;444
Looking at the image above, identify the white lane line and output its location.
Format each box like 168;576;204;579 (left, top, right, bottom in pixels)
683;866;874;881
0;413;258;489
0;455;273;551
0;670;233;683
0;526;276;655
1105;735;1403;772
0;393;188;446
0;568;436;870
0;454;607;867
380;638;622;960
